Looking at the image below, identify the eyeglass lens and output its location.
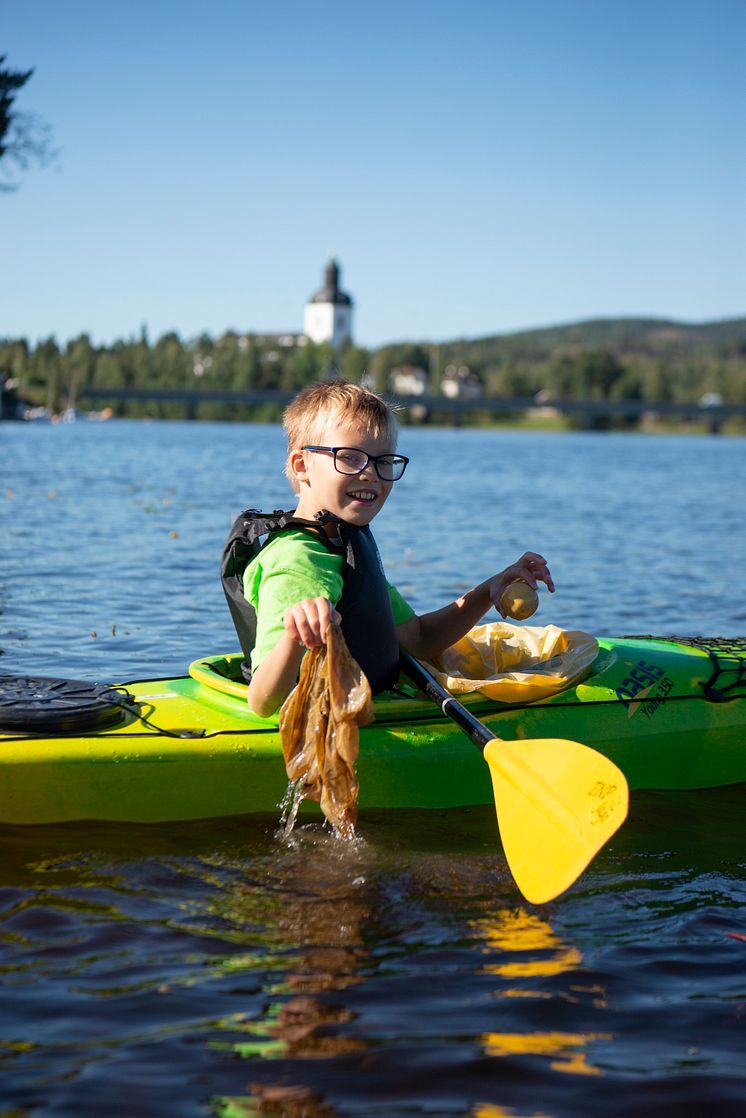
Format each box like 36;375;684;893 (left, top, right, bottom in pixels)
334;448;406;480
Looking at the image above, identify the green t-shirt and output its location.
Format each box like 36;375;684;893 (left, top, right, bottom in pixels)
243;528;414;673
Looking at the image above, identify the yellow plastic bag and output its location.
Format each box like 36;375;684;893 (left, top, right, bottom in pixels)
425;622;598;703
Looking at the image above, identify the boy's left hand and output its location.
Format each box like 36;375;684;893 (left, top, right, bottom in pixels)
489;552;555;618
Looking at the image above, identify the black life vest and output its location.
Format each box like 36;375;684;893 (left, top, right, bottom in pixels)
220;508;401;693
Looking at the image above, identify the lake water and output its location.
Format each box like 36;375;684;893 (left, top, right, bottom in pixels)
1;420;745;1116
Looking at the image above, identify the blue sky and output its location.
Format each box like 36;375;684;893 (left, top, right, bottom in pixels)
2;0;744;349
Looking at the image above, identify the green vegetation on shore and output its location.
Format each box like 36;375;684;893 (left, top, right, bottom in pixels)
1;316;745;430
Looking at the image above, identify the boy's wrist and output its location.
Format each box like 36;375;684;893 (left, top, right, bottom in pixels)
468;579;497;613
450;580;494;625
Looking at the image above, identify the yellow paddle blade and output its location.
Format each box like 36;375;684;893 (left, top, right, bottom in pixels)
483;737;629;905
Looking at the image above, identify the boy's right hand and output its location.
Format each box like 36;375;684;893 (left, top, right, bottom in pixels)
283;597;341;649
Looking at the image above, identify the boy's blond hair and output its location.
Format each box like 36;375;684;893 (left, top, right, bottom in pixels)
283;379;398;492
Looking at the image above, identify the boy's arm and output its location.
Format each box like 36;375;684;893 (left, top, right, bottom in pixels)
397;552;554;661
247;596;340;718
246;632;305;718
245;535;344;717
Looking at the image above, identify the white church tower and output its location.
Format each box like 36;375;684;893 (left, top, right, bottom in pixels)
303;258;354;348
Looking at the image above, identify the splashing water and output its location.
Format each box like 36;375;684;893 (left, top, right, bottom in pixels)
278;778;360;845
278;778;306;840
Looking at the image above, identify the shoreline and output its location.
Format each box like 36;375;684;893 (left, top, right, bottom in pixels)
5;411;744;436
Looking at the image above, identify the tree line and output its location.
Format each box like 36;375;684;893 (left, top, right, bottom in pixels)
1;317;745;428
0;331;369;422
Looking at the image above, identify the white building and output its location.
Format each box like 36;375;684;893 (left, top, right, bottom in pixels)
441;364;482;400
303;259;354;348
390;366;429;396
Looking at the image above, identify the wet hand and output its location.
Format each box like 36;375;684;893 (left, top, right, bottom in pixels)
284;597;341;648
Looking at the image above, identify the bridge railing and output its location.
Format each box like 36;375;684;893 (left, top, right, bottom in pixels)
75;387;744;432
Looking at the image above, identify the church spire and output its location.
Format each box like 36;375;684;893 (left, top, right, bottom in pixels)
324;258;340;300
304;259;354;348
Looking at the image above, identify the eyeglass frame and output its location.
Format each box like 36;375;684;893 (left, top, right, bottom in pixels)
301;445;410;481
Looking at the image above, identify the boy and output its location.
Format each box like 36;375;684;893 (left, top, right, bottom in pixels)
243;380;554;716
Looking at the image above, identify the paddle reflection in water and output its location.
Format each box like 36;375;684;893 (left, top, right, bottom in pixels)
471;909;611;1079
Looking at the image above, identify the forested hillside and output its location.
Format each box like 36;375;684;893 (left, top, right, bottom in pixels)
378;317;746;406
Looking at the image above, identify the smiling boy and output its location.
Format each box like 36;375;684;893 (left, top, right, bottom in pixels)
242;380;554;717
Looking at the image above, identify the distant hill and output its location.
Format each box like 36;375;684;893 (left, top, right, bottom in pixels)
434;317;746;364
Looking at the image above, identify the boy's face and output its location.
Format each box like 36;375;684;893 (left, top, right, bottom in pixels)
291;419;397;526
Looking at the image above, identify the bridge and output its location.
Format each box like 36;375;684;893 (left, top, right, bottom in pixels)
76;386;744;433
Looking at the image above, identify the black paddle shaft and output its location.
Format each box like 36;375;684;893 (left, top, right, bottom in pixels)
399;649;498;752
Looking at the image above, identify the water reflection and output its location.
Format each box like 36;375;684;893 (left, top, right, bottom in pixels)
2;793;746;1116
474;1107;553;1118
210;826;375;1115
474;908;584;983
468;908;610;1078
480;1029;611;1077
211;820;617;1115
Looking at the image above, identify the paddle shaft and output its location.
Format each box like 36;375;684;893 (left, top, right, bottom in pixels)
400;649;496;751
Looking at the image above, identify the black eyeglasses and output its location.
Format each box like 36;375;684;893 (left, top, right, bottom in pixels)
302;445;409;481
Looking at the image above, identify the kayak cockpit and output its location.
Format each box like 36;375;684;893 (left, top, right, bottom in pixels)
188;652;249;699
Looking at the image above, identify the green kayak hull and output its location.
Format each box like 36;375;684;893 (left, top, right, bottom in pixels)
0;635;744;825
